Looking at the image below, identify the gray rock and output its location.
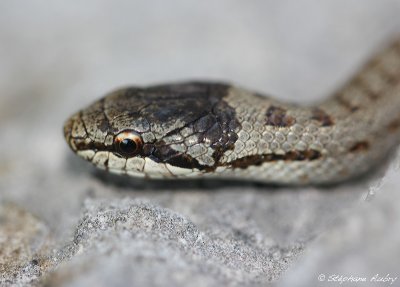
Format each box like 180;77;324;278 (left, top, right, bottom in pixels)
0;203;50;286
43;198;301;286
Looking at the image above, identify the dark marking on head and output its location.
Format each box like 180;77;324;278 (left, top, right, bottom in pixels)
349;141;370;152
142;143;155;156
265;106;295;127
70;138;114;154
98;120;111;133
112;82;241;170
151;140;180;161
311;108;334;126
150;140;207;170
194;114;215;133
230;149;322;169
166;154;205;170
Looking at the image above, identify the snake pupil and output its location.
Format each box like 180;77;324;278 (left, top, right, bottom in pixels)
119;138;137;154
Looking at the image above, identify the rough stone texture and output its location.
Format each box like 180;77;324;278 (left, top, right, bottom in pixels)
0;203;51;285
1;1;400;286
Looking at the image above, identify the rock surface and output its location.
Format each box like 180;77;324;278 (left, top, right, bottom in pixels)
1;1;400;286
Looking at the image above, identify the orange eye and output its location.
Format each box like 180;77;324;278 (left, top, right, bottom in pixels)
114;130;143;157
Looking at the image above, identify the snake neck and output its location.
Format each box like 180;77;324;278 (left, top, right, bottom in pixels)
218;39;400;175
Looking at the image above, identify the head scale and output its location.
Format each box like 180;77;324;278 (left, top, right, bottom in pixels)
64;82;240;178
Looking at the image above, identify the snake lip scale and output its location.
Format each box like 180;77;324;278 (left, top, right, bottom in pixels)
64;39;400;185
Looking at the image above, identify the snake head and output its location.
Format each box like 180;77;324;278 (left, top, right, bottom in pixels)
64;82;240;178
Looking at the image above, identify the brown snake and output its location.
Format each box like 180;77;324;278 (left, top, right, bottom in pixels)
64;39;400;184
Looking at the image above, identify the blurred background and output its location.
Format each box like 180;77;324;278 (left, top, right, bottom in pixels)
1;1;400;286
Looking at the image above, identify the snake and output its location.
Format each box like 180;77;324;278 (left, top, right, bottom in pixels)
64;39;400;185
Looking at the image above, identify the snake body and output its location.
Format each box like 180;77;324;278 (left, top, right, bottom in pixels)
64;39;400;184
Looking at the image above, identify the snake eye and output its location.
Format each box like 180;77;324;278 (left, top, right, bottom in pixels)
114;130;143;157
